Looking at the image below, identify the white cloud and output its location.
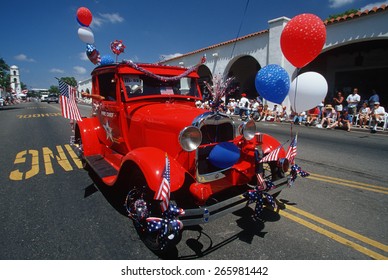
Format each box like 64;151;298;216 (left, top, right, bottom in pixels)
14;54;35;62
329;0;356;8
360;1;388;10
92;12;124;27
99;13;124;23
49;68;65;74
73;66;87;75
160;53;183;61
79;52;88;61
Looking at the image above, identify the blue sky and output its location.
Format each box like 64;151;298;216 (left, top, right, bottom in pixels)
1;0;387;89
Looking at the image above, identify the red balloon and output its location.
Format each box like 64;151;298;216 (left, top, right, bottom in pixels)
77;7;93;27
280;14;326;68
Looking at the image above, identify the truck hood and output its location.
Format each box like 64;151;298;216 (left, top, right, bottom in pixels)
127;101;207;151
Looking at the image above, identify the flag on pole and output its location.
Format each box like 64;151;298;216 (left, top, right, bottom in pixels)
259;146;281;163
154;154;170;212
58;79;82;122
256;173;267;191
286;134;298;164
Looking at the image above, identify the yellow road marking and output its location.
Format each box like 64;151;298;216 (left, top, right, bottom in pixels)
64;144;83;169
286;205;388;253
280;210;388;260
307;174;388;195
310;173;387;191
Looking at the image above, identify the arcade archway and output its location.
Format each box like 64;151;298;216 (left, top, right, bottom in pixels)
226;55;260;99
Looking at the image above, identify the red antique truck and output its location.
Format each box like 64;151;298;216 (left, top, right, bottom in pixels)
72;60;296;252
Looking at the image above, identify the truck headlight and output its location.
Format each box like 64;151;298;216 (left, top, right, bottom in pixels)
179;126;202;151
239;119;256;140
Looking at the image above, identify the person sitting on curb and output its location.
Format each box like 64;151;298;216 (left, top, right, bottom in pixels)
316;104;337;128
357;101;371;128
370;102;386;133
327;109;352;131
305;106;320;126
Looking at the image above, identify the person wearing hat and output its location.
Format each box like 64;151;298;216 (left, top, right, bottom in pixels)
238;93;250;120
370;101;386;133
316;104;337;128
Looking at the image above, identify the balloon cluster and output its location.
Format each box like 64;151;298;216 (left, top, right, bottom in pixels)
254;13;328;112
76;7;116;66
76;7;101;65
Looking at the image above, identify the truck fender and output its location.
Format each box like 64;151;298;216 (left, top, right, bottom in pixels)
261;133;286;158
121;147;186;193
75;117;101;156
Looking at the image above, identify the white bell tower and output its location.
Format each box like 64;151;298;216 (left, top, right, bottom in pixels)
10;65;21;95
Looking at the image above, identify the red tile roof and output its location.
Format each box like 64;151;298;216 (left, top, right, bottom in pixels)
163;4;387;62
324;4;387;25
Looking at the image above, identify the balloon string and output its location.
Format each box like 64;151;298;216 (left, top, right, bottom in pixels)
230;0;250;58
291;68;301;139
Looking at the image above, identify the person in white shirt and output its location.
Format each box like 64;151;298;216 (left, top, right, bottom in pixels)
346;88;361;118
370;102;386;133
238;93;250;119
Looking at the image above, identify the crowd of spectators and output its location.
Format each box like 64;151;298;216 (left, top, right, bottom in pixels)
195;87;386;133
292;87;386;133
195;94;289;123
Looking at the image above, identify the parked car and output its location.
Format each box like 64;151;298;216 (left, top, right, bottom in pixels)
71;61;301;253
47;94;59;103
40;94;48;102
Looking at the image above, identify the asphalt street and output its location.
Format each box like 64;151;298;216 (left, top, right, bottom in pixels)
0;101;387;260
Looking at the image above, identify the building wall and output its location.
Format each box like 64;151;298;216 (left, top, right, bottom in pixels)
163;8;388;110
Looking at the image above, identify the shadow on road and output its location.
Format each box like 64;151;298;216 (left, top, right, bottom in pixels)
82;169;283;260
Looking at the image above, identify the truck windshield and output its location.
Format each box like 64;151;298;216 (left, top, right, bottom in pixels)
122;74;200;99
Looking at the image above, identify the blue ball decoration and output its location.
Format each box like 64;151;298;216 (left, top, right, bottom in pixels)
209;142;240;169
100;55;115;65
255;64;290;104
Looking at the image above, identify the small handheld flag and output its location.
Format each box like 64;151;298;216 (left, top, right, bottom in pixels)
154;154;170;212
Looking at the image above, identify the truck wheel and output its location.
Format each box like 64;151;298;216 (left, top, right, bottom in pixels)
124;171;174;253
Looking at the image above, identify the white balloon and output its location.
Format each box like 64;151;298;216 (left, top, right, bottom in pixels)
78;27;94;44
288;71;328;113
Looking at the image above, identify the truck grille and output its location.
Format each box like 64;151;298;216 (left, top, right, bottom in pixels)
195;113;235;178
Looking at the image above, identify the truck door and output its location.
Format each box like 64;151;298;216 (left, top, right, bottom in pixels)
95;72;128;155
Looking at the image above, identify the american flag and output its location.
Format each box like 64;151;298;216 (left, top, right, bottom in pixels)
259;146;281;163
286;134;298;164
58;79;82;122
154;154;170;212
256;173;267;191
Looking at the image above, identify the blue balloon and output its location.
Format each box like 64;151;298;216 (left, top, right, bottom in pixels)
255;64;290;104
100;55;114;65
209;142;240;169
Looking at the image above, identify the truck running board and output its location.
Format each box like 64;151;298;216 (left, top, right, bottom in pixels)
85;155;118;178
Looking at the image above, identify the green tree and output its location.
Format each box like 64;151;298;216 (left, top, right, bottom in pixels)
59;76;77;87
0;57;10;91
49;85;59;94
21;82;27;90
326;9;359;21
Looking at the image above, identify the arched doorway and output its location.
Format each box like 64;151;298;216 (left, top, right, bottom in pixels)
226;55;260;99
303;39;388;106
197;64;212;101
